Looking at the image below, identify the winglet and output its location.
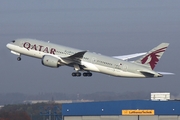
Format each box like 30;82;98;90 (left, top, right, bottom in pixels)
135;43;169;70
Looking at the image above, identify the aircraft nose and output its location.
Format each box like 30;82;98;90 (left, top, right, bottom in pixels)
6;43;12;49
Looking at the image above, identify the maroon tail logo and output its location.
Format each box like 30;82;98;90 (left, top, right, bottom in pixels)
141;47;167;70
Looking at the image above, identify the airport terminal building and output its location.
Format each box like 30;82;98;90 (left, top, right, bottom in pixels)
62;100;180;120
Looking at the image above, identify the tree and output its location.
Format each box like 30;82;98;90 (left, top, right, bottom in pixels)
0;111;31;120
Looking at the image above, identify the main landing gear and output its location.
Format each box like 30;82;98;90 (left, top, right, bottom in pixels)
72;64;92;77
72;72;81;77
72;72;92;77
83;72;92;77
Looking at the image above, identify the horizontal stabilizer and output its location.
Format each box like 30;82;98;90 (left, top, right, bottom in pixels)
139;70;163;77
140;71;156;77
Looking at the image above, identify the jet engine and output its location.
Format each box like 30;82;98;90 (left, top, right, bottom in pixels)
42;55;61;68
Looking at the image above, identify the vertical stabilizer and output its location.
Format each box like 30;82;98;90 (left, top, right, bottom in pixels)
135;43;169;70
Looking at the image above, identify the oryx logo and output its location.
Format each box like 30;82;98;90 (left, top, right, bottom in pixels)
141;47;167;70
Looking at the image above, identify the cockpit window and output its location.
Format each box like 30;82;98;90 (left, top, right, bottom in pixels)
12;40;15;43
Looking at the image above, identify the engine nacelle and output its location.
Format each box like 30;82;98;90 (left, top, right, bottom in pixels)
42;55;61;68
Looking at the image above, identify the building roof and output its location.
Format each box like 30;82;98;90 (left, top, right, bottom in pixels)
62;100;180;116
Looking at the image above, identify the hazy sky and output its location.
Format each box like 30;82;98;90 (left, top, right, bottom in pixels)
0;0;180;94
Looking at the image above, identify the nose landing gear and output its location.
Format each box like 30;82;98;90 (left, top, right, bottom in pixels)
17;57;21;61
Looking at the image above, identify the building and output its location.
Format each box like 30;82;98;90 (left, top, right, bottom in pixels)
62;100;180;120
24;100;73;104
23;99;93;104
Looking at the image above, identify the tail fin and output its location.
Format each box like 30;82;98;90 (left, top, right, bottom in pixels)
135;43;169;70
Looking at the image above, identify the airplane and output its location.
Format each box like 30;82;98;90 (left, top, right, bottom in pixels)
6;38;173;78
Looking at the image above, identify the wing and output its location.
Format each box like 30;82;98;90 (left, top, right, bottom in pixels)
63;51;87;60
59;51;87;65
113;52;146;60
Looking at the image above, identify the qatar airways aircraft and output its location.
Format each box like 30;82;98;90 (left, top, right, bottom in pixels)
6;38;173;78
